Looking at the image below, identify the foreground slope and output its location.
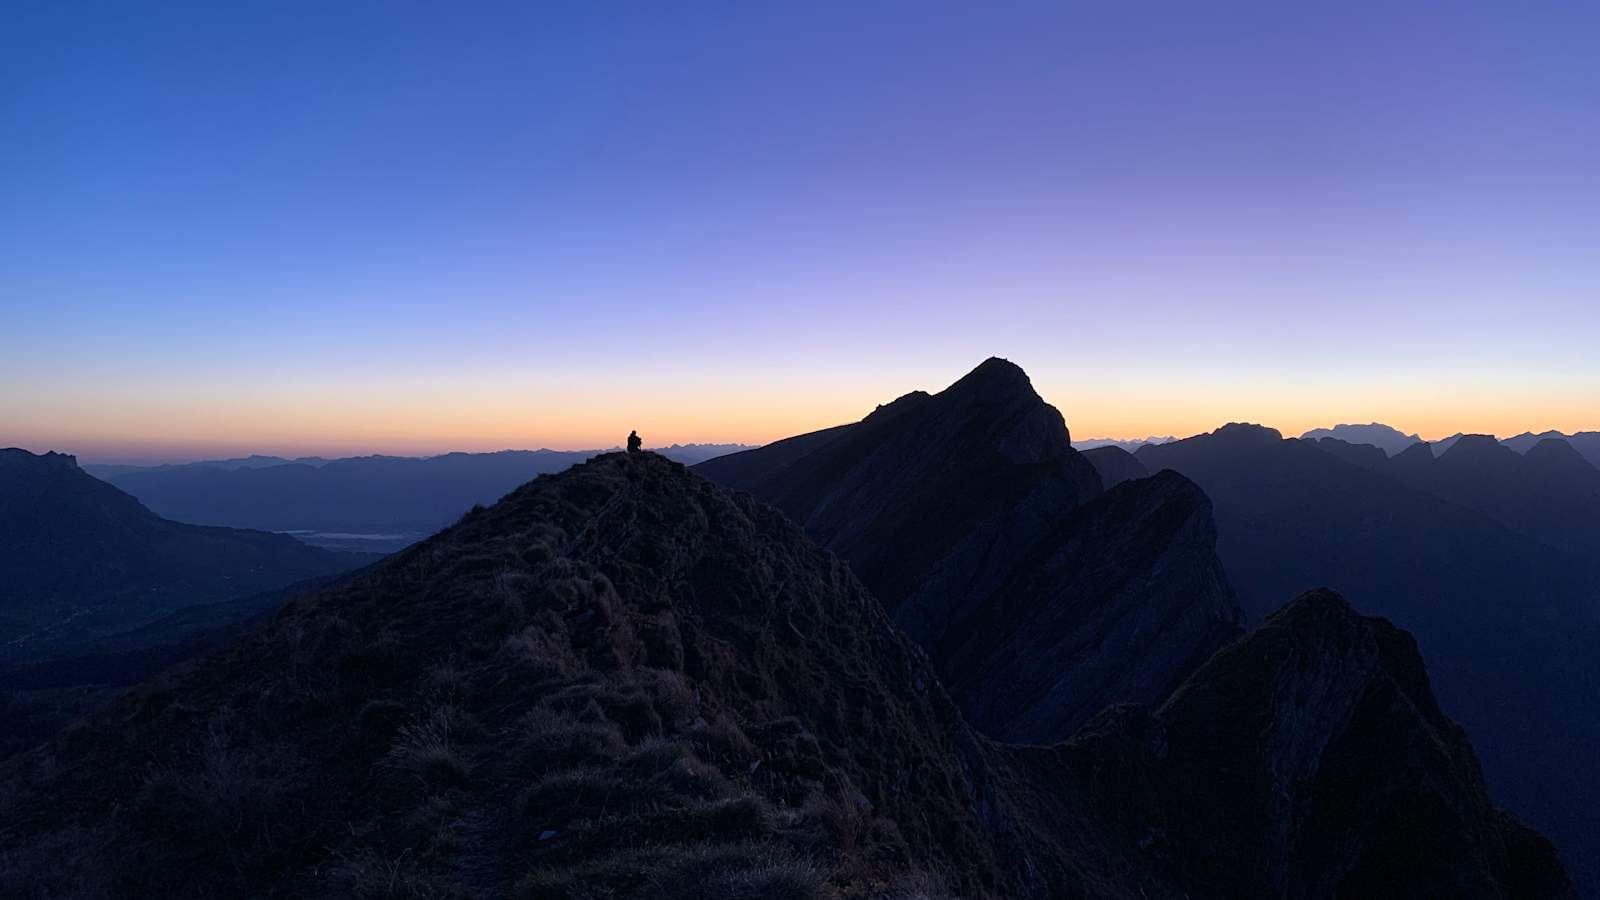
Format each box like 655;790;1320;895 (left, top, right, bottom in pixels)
0;448;361;664
0;452;1109;899
0;452;1566;899
698;359;1240;741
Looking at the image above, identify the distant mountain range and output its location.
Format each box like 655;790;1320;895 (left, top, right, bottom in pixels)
1072;435;1177;452
1299;422;1422;455
86;444;751;551
0;446;1566;898
1130;424;1600;892
1299;422;1600;468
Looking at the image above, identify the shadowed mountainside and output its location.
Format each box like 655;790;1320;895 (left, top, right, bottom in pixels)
1380;435;1600;556
697;359;1240;742
1138;425;1600;893
1062;589;1569;899
1080;446;1148;488
0;452;1567;899
0;448;365;665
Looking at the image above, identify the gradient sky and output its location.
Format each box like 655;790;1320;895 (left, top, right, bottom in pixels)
4;2;1598;463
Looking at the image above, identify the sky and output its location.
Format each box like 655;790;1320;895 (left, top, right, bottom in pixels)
3;1;1598;463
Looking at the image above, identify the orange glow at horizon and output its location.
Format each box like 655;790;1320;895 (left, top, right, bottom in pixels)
7;363;1599;464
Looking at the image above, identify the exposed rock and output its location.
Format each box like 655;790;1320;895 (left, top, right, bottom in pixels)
938;471;1239;742
699;359;1240;739
1064;590;1571;899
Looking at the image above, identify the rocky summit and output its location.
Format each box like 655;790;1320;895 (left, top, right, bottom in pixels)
699;358;1241;741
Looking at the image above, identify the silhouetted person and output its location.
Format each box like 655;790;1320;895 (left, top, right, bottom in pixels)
627;430;642;453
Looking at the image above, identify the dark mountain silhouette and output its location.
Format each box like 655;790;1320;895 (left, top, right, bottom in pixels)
1137;426;1600;892
0;452;1566;898
1502;430;1570;455
1500;431;1600;468
1068;589;1569;899
83;454;332;481
697;359;1240;742
1299;423;1422;456
1080;445;1148;487
1305;436;1389;471
1383;436;1600;555
0;448;365;666
91;445;751;551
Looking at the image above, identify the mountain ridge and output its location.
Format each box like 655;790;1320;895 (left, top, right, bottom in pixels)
0;451;1567;898
699;358;1242;743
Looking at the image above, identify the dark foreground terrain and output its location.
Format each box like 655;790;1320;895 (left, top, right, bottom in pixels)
0;452;1566;899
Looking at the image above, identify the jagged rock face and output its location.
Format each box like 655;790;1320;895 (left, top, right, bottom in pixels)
699;359;1241;740
1064;590;1571;899
938;472;1239;743
701;358;1102;646
1081;445;1148;487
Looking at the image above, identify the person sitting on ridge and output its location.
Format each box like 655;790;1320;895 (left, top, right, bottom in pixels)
627;430;642;453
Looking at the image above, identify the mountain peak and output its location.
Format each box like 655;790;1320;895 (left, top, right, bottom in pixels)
0;448;79;471
1212;422;1284;444
1438;433;1512;463
1525;437;1593;471
1299;423;1421;456
946;356;1036;400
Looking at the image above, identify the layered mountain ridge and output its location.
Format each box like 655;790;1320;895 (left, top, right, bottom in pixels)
0;451;1566;898
697;359;1241;742
1137;424;1600;892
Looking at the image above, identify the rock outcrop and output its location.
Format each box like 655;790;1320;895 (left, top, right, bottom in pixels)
1064;589;1570;899
699;359;1241;740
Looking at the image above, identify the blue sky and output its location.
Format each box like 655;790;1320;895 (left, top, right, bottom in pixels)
3;1;1597;461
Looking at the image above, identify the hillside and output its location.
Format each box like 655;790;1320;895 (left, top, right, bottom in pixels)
0;448;362;665
0;452;1566;898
